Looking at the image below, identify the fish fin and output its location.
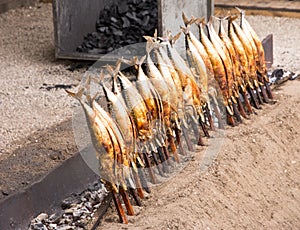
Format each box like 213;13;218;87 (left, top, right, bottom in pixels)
182;12;189;26
235;6;245;15
180;25;190;35
167;31;181;46
195;17;205;26
182;12;198;27
144;37;158;54
228;15;238;23
65;87;84;99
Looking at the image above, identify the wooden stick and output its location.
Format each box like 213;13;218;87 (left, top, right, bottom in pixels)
162;145;171;163
131;168;144;199
143;152;157;184
241;90;253;114
211;101;225;129
181;125;194;152
205;106;216;131
200;118;210;137
136;159;151;193
256;86;264;104
248;87;261;109
119;187;134;216
260;85;269;103
128;187;142;206
227;114;235;127
265;82;274;99
151;151;164;177
168;135;179;163
112;191;128;224
158;147;169;173
197;132;205;146
236;97;248;119
232;101;242;123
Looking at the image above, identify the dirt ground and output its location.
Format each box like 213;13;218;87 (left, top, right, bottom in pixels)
0;2;299;229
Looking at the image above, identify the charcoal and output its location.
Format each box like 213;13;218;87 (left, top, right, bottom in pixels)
77;0;158;55
118;1;129;14
122;17;130;28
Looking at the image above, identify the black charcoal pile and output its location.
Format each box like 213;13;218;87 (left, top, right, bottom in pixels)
77;0;158;55
28;181;108;230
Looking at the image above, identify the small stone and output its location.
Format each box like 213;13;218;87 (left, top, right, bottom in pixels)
64;208;74;215
48;223;57;229
252;139;256;143
48;210;64;224
72;210;82;221
85;202;93;211
61;196;81;209
32;222;47;230
36;213;48;222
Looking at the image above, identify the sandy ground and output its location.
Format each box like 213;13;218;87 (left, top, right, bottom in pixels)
0;2;299;229
99;79;300;229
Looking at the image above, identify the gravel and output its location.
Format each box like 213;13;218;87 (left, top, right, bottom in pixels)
0;3;83;156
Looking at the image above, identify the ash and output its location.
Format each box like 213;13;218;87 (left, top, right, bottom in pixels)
28;181;108;230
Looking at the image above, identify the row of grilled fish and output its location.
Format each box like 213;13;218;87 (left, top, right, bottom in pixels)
66;8;273;223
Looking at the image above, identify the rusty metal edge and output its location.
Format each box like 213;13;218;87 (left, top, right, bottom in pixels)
262;34;273;69
0;146;99;230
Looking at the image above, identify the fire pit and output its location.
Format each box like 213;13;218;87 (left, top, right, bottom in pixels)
53;0;213;60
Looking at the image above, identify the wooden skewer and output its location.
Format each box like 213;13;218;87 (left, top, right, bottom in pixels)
265;81;273;99
181;125;194;152
211;101;225;129
119;187;134;216
256;86;264;104
260;85;269;103
248;87;261;109
232;101;242;123
162;145;172;164
112;191;128;224
128;187;142;206
236;97;248;119
143;152;157;184
137;164;151;193
199;118;210;137
241;90;253;114
205;106;216;131
227;113;235;127
157;147;169;173
168;135;179;163
131;168;145;199
151;151;164;177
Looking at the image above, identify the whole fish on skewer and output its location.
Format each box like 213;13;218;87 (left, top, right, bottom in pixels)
217;16;253;115
127;56;166;148
159;33;210;144
227;16;261;110
236;7;273;100
206;18;244;124
181;14;225;129
196;19;235;126
231;19;264;106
